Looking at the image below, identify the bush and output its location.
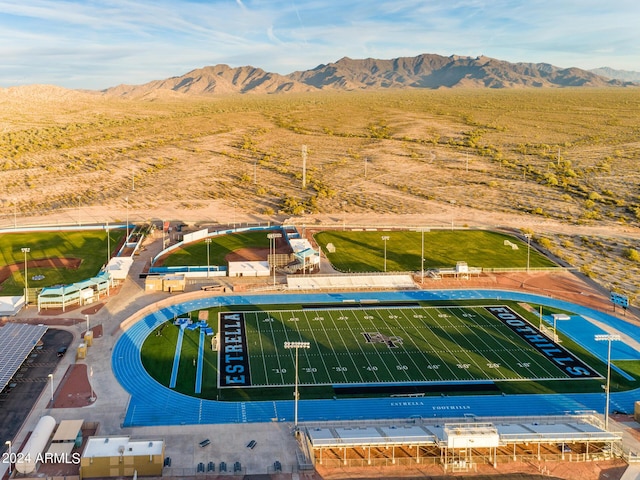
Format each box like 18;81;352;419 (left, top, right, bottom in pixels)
623;248;640;262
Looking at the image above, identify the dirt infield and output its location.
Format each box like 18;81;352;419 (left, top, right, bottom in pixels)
225;247;270;262
0;257;82;284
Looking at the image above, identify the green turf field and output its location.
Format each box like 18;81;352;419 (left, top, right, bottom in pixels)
141;303;602;400
236;305;599;387
0;229;125;295
141;318;219;398
162;230;274;266
314;230;556;272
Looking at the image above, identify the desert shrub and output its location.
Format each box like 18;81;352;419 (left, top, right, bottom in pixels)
623;248;640;262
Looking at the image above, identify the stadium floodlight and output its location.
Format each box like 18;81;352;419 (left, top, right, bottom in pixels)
524;233;532;273
21;247;30;305
267;233;282;286
594;334;620;430
205;238;212;278
417;228;429;283
381;236;390;272
5;440;11;473
284;341;311;430
48;373;54;403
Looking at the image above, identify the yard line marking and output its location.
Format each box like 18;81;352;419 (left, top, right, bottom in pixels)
396;308;445;381
251;311;271;386
436;307;491;380
407;307;457;381
303;309;349;383
326;310;365;383
280;312;319;385
337;310;383;383
263;312;286;385
299;310;333;383
352;309;398;381
445;306;510;380
414;307;465;380
483;305;571;379
420;307;476;381
470;306;543;380
353;309;408;382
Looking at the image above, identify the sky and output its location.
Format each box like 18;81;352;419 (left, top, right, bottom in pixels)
1;0;639;90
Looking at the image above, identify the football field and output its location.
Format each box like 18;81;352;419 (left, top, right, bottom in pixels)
218;304;601;389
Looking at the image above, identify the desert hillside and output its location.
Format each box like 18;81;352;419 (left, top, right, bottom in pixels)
0;87;638;303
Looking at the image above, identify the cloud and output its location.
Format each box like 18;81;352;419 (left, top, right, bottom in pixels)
0;0;639;89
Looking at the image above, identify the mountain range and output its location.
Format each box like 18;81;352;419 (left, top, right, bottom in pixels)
102;53;636;98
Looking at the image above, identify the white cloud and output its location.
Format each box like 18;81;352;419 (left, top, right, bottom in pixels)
0;0;639;88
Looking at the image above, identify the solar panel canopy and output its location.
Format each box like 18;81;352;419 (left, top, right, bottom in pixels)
0;323;48;392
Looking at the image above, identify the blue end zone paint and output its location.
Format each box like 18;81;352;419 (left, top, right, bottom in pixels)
113;289;640;427
169;326;184;389
195;329;205;394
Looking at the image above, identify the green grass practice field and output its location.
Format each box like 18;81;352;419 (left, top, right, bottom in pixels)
0;230;125;295
314;230;556;272
141;303;603;400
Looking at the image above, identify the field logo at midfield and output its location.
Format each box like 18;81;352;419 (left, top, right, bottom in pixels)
485;306;600;379
218;312;251;387
362;332;403;348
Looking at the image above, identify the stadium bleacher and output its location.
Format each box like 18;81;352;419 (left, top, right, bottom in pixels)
287;274;416;290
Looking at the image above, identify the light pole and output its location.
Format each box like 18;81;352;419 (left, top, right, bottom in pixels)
450;200;456;230
125;196;129;242
48;373;54;404
5;440;11;474
381;236;390;272
233;202;237;229
77;195;81;226
89;366;95;402
595;334;620;430
267;233;282;286
21;247;30;305
205;238;212;278
524;233;532;273
106;222;110;263
418;228;428;283
284;341;310;430
85;314;90;334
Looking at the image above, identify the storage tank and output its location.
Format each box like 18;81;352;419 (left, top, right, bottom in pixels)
15;415;56;474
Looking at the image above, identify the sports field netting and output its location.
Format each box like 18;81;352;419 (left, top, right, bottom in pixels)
218;305;601;389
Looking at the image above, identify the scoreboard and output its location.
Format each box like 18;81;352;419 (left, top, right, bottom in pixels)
610;292;629;309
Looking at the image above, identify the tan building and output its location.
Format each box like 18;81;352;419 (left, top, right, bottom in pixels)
80;436;164;479
144;274;186;292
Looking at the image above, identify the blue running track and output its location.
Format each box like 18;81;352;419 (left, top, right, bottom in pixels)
168;326;184;389
195;329;205;394
112;289;640;427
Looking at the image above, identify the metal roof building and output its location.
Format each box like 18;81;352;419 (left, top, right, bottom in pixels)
302;414;622;471
0;323;48;393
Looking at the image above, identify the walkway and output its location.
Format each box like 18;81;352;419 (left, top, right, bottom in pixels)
112;289;640;427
